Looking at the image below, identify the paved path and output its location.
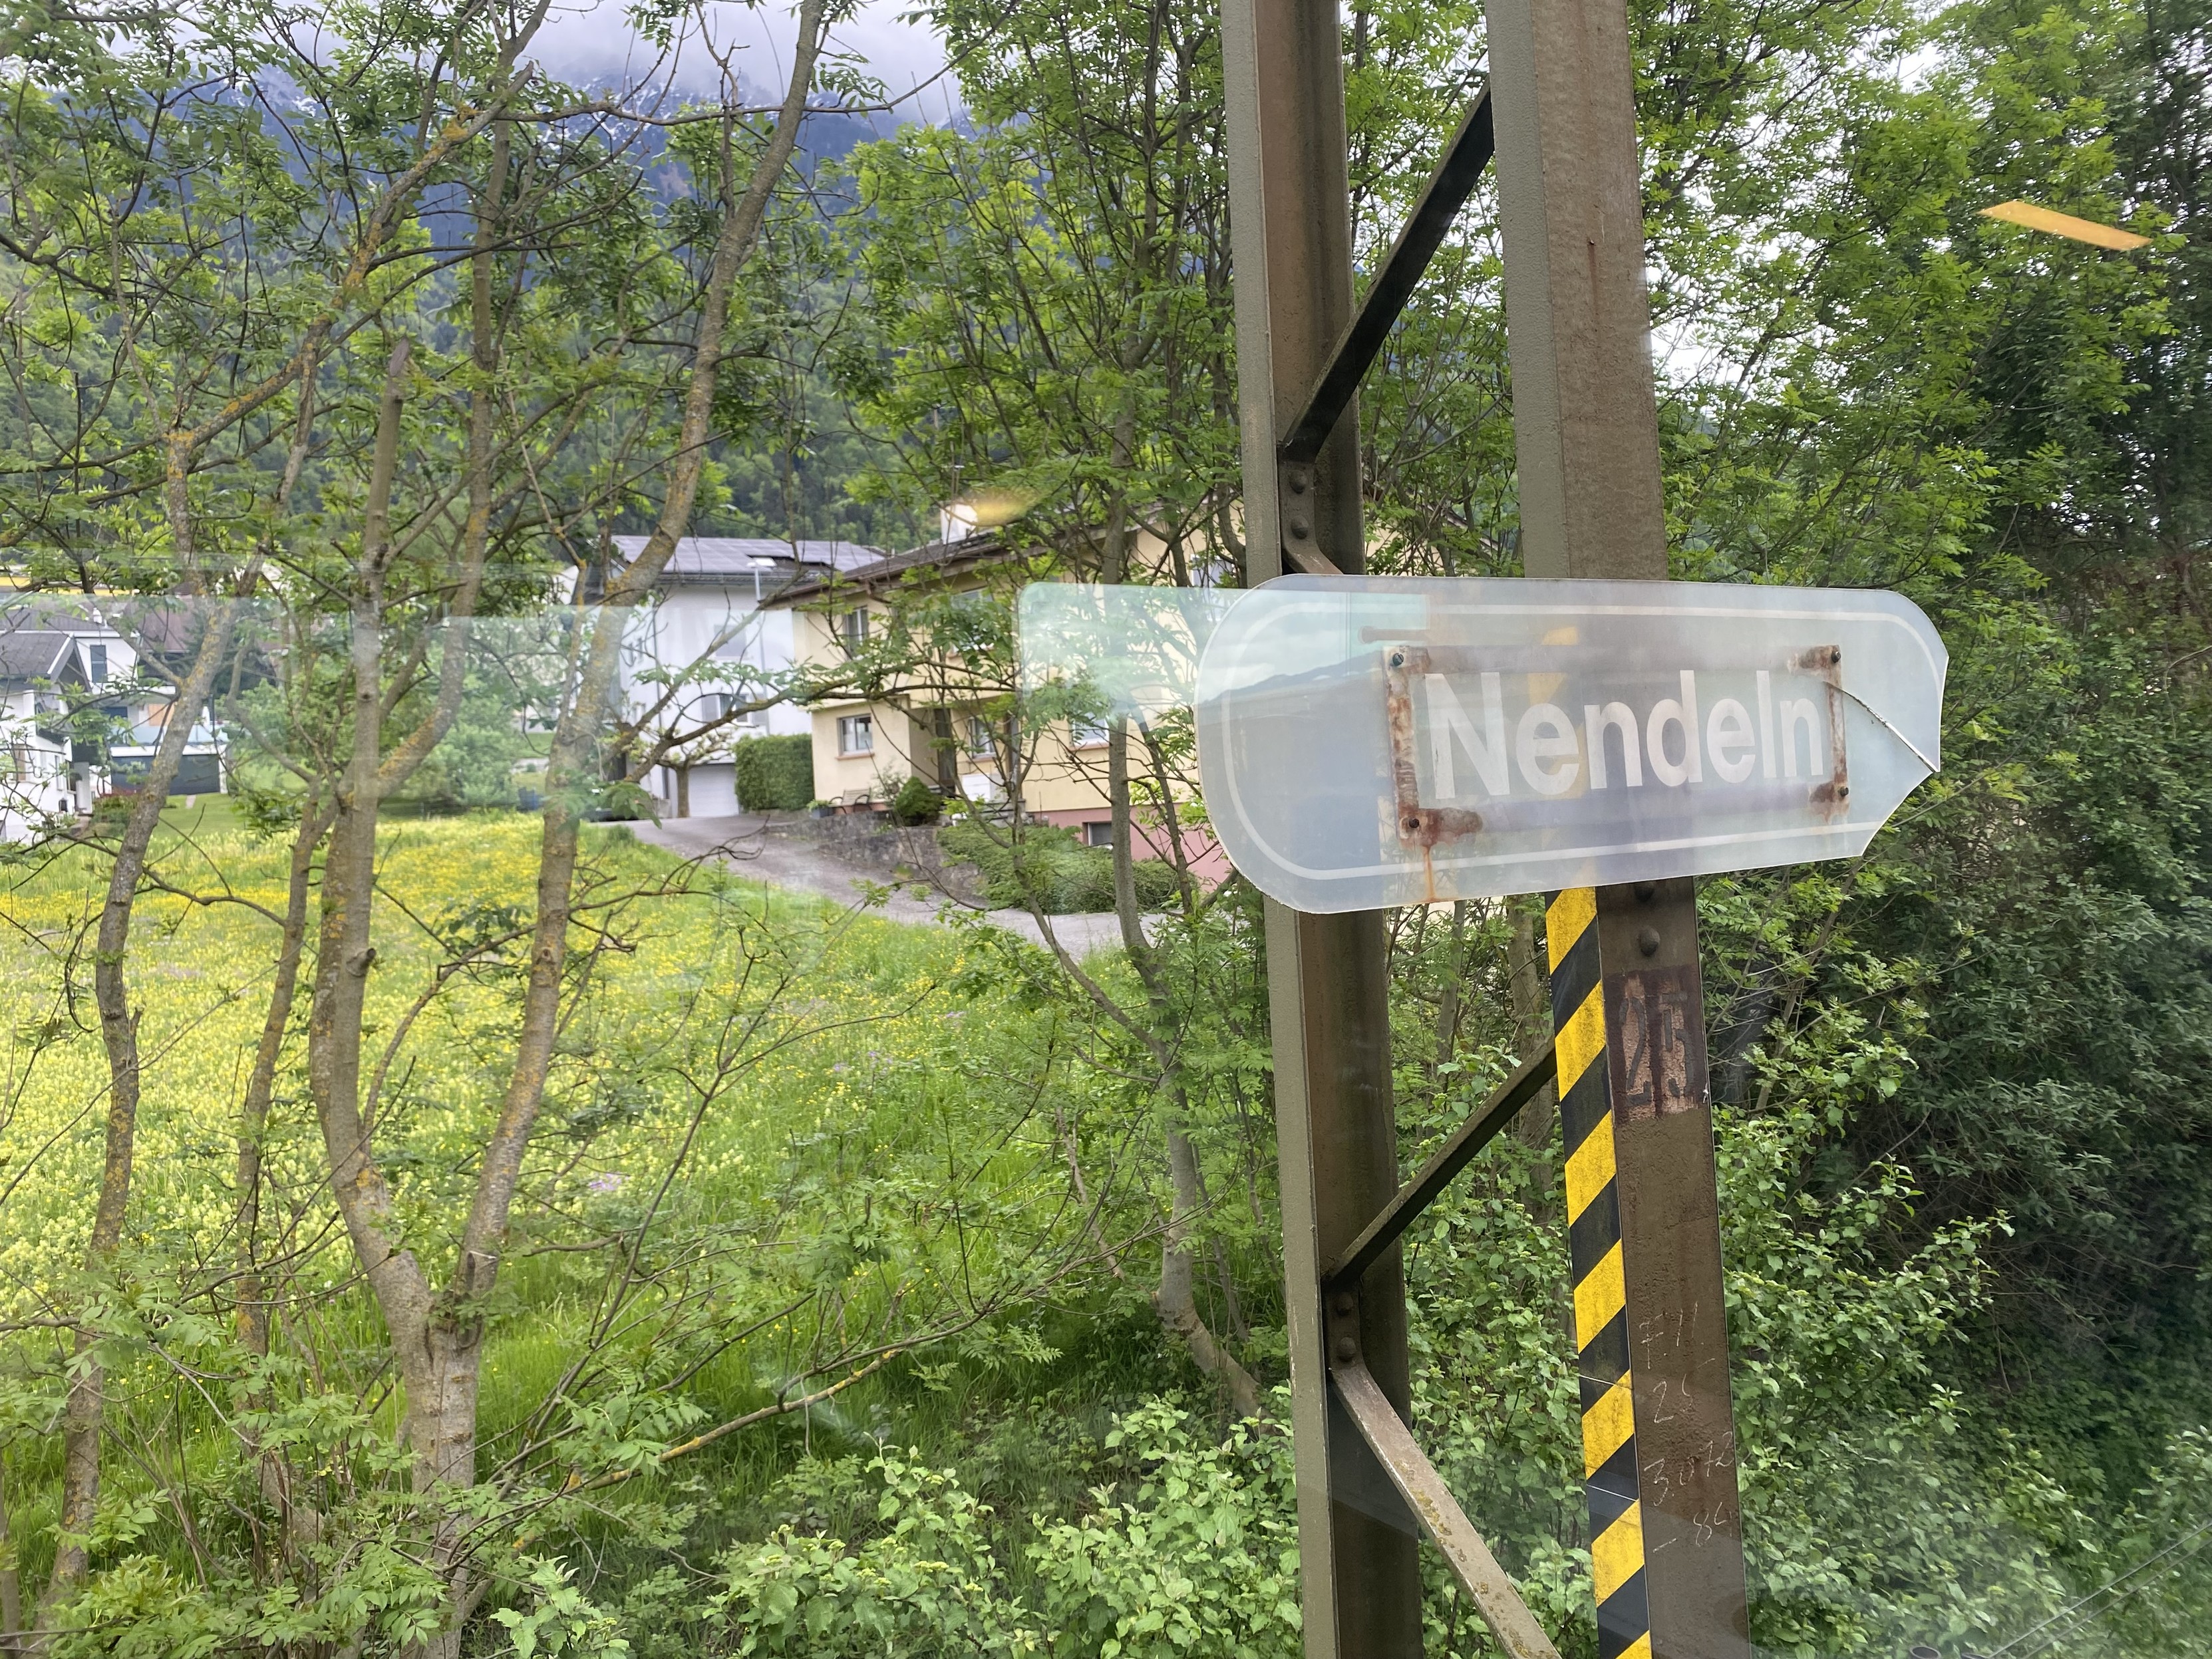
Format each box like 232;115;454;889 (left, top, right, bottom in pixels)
629;813;1133;956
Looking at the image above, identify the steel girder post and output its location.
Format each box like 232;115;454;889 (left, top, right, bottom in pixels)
1264;911;1420;1658
1480;0;1754;1646
1222;0;1422;1654
1480;0;1669;582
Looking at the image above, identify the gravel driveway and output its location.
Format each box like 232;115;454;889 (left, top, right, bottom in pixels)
628;812;1135;957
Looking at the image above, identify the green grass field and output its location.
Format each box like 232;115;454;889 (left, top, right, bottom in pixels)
0;813;1158;1611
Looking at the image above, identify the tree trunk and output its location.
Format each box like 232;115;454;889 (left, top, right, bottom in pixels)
383;17;833;1649
298;340;464;1659
1508;897;1558;1195
1157;1122;1262;1417
236;800;323;1356
1100;404;1150;963
1091;398;1257;1412
1434;899;1468;1081
236;796;329;1545
37;593;241;1635
0;1452;21;1654
306;296;533;1652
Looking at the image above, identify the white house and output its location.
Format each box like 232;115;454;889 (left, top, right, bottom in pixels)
608;537;883;816
0;623;92;836
63;605;227;799
0;601;229;839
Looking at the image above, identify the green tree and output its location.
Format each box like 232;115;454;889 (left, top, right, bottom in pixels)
0;0;917;1652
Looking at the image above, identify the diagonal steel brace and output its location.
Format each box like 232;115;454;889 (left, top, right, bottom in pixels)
1319;1042;1561;1654
1325;1040;1557;1292
1332;1356;1562;1659
1279;88;1498;468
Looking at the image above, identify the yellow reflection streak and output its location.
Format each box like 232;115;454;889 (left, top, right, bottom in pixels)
1980;199;2150;251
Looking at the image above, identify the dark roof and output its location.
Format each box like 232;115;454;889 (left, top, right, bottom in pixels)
0;626;80;685
610;536;885;587
762;532;1008;609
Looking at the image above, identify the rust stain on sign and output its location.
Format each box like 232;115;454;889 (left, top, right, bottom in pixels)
1380;644;1485;871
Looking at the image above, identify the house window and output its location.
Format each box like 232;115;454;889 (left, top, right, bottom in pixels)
693;692;754;725
839;608;870;651
1068;716;1109;749
965;715;995;756
86;644;106;684
838;714;874;756
1082;821;1114;849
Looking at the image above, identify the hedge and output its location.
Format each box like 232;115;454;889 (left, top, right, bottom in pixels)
732;733;816;812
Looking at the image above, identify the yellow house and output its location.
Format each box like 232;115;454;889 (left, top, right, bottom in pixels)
766;529;1218;865
763;532;1094;835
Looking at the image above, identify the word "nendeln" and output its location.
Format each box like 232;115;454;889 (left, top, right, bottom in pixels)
1424;670;1832;800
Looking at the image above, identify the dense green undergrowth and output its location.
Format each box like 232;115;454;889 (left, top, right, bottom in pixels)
2;782;2210;1657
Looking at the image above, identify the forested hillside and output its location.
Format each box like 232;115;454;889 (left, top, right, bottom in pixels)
0;0;2203;1653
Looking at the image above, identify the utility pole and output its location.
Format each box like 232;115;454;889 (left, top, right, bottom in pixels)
1223;0;1751;1648
1483;0;1755;1647
1221;0;1422;1654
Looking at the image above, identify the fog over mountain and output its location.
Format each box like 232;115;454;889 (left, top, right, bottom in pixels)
529;0;961;125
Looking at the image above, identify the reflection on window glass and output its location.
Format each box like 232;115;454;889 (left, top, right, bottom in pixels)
1;0;2193;1642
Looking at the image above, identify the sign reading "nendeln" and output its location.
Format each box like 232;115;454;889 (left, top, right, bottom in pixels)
1191;577;1944;911
1422;666;1843;798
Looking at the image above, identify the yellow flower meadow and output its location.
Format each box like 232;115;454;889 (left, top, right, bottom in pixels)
0;812;1080;1424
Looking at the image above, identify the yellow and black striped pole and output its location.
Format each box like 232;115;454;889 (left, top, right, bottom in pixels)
1547;881;1749;1659
1547;886;1651;1659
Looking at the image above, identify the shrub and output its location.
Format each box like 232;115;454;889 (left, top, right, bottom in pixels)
710;1402;1300;1659
888;775;942;826
939;821;1180;914
732;734;814;812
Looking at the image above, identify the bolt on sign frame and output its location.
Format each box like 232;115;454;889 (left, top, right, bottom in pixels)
1221;0;1754;1652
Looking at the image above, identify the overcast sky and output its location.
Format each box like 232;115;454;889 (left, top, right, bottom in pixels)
529;0;961;121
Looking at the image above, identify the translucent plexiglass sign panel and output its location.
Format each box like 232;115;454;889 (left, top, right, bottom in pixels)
1187;577;1945;909
1017;581;1238;719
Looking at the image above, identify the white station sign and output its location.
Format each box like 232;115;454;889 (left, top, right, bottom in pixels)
1182;577;1944;910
